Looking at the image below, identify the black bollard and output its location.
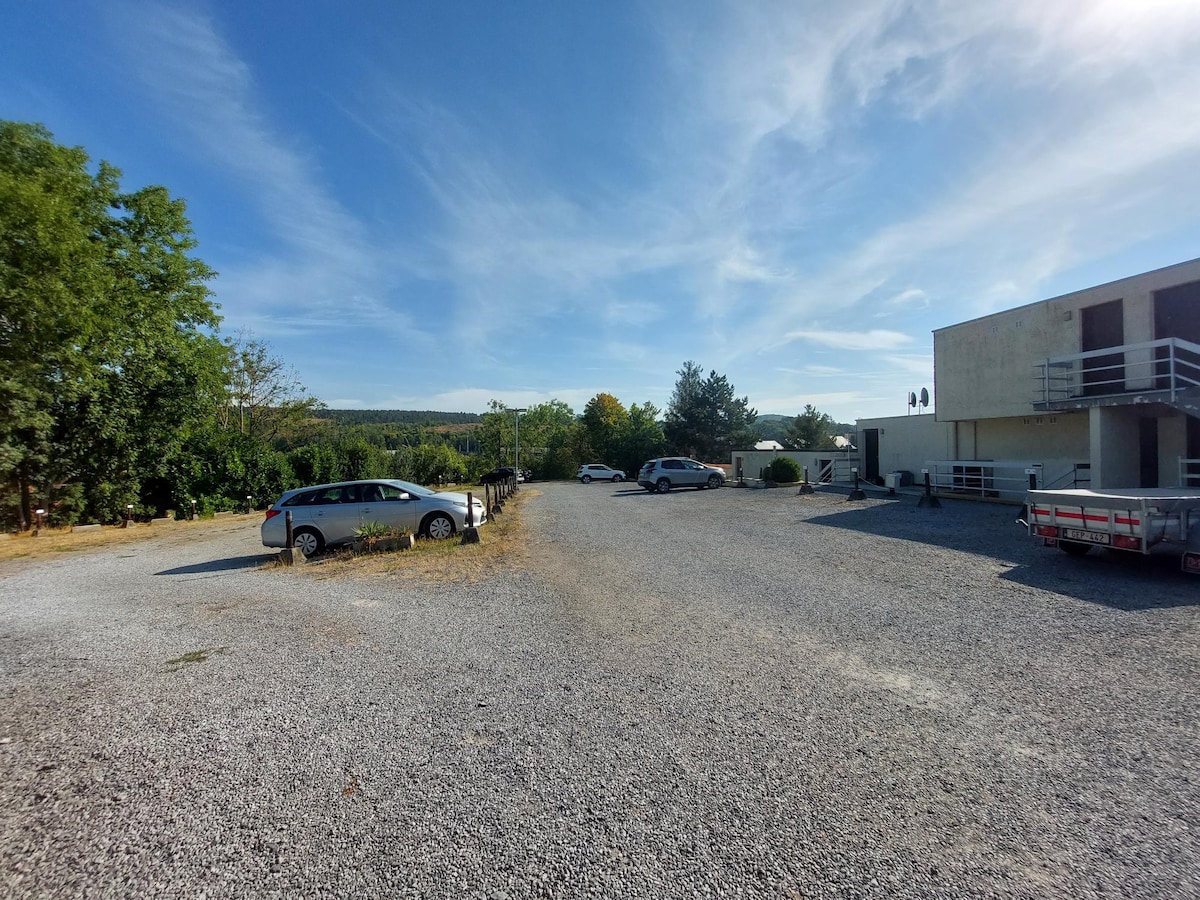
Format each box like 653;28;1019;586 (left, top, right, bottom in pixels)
917;468;941;508
847;468;866;501
285;510;294;549
462;490;480;544
798;465;814;494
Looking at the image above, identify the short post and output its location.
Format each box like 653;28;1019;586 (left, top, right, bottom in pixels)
918;468;941;508
285;510;294;548
462;490;480;544
847;467;866;501
190;498;197;521
34;507;44;537
124;503;133;528
488;482;501;516
246;494;253;514
798;466;814;494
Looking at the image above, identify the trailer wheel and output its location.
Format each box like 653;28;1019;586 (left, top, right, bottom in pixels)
1058;540;1092;557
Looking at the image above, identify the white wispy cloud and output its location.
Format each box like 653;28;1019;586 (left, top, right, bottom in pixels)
105;2;423;341
781;329;914;351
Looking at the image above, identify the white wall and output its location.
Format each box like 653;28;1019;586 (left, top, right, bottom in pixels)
856;414;954;477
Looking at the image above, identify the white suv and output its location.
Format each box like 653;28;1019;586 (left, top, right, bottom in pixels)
637;458;726;492
575;464;626;483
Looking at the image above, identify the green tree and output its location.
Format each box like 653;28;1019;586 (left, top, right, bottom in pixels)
222;332;324;442
581;393;629;464
616;401;666;475
787;404;838;450
664;362;757;461
0;121;226;525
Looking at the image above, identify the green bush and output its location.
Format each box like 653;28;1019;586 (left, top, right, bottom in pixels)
765;456;802;483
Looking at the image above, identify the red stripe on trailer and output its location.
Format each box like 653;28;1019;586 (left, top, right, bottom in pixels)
1115;516;1140;526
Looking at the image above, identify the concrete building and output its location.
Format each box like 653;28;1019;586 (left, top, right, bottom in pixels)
930;257;1200;493
835;258;1200;500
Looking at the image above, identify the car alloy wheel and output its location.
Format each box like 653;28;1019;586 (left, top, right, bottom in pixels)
612;474;623;482
707;474;722;489
581;475;592;484
656;477;671;493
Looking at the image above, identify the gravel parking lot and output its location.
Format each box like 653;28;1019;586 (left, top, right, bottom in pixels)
2;484;1197;899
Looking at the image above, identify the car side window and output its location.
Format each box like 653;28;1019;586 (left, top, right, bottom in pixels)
284;491;318;507
663;459;683;469
379;485;411;501
685;461;704;470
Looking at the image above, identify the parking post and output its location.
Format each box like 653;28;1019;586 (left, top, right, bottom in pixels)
462;491;480;544
798;466;814;494
285;510;294;549
918;468;941;508
847;467;866;501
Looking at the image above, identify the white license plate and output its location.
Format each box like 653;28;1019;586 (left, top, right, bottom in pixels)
1061;528;1110;545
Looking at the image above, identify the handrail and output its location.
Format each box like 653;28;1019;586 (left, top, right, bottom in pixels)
1181;457;1200;488
1034;336;1200;405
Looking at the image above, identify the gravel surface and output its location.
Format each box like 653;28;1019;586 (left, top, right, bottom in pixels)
1;484;1197;899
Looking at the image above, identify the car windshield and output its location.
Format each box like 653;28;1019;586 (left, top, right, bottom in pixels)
385;479;437;497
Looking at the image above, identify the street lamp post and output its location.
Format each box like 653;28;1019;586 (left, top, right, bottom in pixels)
514;408;527;478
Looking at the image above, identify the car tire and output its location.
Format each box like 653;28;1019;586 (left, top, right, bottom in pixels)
707;474;722;489
581;475;592;484
1058;540;1092;557
656;477;671;493
421;512;455;540
612;474;623;482
293;528;324;558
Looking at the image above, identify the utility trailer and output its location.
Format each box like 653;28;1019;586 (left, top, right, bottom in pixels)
1022;488;1200;575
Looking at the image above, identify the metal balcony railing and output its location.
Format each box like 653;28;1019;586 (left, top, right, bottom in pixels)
1033;337;1200;408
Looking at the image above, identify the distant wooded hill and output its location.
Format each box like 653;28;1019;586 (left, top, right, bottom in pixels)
315;409;483;426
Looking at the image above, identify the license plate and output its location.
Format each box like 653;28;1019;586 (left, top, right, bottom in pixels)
1061;528;1110;545
1184;552;1200;575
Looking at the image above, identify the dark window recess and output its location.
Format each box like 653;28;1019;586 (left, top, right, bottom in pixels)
1153;280;1200;389
1080;299;1124;396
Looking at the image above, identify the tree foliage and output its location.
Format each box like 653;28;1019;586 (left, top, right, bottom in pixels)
0;121;226;526
222;333;324;441
786;404;839;450
664;361;757;461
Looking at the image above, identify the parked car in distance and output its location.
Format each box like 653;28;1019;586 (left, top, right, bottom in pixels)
261;479;487;557
576;464;626;483
638;458;726;493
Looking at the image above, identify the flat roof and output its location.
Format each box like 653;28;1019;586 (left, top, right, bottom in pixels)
932;256;1200;334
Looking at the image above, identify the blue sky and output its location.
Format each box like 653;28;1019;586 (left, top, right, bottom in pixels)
5;1;1200;422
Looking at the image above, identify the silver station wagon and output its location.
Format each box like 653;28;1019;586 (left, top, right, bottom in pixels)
261;479;487;557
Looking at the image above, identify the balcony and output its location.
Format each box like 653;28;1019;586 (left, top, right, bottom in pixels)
1033;337;1200;412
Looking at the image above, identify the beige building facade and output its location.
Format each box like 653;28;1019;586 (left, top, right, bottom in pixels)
931;257;1200;491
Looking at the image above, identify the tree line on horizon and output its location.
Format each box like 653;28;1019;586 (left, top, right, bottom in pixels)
0;121;852;530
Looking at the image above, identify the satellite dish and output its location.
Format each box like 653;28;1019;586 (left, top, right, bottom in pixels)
919;388;929;408
908;392;917;407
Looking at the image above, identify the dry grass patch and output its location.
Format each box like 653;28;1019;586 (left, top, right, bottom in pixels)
0;515;260;564
310;488;535;583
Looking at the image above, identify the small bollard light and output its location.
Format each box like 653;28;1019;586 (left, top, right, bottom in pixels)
124;503;133;528
190;498;197;520
246;494;253;514
34;507;45;536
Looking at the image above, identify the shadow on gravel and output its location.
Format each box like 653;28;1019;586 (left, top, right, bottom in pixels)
804;496;1023;558
1000;554;1200;610
154;554;272;576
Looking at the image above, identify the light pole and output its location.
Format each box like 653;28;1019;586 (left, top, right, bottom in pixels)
514;408;527;475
